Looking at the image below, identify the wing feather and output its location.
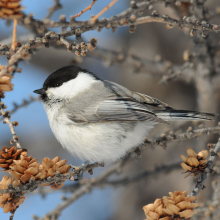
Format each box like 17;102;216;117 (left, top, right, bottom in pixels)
66;80;167;124
68;99;163;124
104;80;170;108
66;80;214;124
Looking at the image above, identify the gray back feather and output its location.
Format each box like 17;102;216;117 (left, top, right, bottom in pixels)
65;80;165;124
64;80;215;124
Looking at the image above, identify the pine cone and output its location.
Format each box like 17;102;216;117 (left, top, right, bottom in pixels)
0;146;27;169
8;156;71;188
0;175;25;213
143;191;199;220
8;154;40;183
38;157;71;189
0;74;14;93
180;148;209;176
0;0;24;19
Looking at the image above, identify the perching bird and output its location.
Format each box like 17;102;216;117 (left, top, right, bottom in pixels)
34;65;216;163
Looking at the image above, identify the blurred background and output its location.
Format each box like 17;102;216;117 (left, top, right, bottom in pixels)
0;0;220;219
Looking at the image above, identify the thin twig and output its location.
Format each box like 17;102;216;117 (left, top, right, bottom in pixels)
90;48;195;82
0;125;220;195
37;162;123;220
37;162;181;219
0;46;28;77
46;0;62;19
32;162;181;195
11;19;17;51
190;140;220;197
0;96;40;122
0;36;195;82
18;10;220;35
102;162;182;187
0;99;21;149
71;0;97;19
91;0;118;22
1;5;220;78
142;125;220;150
9;207;18;220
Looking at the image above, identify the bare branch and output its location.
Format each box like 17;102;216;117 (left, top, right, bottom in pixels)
91;0;118;22
32;162;181;195
0;37;196;85
0;124;219;195
71;0;97;19
0;162;101;194
37;162;123;220
0;96;40;122
102;162;181;187
46;0;62;19
142;125;220;149
90;48;195;82
18;11;220;35
190;140;220;197
35;161;181;220
1;1;219;78
0;46;28;77
0;99;21;149
1;34;194;83
9;206;18;220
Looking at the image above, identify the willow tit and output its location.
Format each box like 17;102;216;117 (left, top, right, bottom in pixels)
33;65;215;163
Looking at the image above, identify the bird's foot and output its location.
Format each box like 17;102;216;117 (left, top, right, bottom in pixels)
70;161;89;181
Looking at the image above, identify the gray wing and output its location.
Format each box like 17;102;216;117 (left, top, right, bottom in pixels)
67;98;164;124
66;80;168;124
104;80;171;109
66;80;215;124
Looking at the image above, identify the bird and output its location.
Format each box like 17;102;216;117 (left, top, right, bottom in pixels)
33;65;216;164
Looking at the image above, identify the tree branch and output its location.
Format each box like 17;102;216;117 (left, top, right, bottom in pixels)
142;125;220;149
34;161;181;220
0;96;40;122
46;0;62;19
190;140;220;197
91;0;118;22
18;11;220;35
32;162;181;196
0;99;21;149
0;124;219;195
71;0;97;19
0;46;29;77
90;48;195;82
36;162;123;220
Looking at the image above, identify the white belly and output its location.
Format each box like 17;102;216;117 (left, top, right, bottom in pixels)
50;118;156;163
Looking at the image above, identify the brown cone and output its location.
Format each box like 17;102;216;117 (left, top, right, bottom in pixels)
180;148;208;176
37;157;71;188
0;0;24;19
7;156;71;188
143;191;199;220
0;146;27;170
8;154;40;183
0;175;25;213
0;75;14;92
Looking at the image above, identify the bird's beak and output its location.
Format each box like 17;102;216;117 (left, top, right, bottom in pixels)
33;88;45;95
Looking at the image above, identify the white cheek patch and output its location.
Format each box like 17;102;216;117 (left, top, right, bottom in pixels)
46;72;96;99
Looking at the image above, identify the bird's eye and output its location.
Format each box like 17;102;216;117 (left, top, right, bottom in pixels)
56;83;61;87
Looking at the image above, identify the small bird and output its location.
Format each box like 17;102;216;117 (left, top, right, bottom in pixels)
34;65;216;163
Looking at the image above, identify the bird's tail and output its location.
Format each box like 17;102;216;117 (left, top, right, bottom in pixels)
155;110;217;121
